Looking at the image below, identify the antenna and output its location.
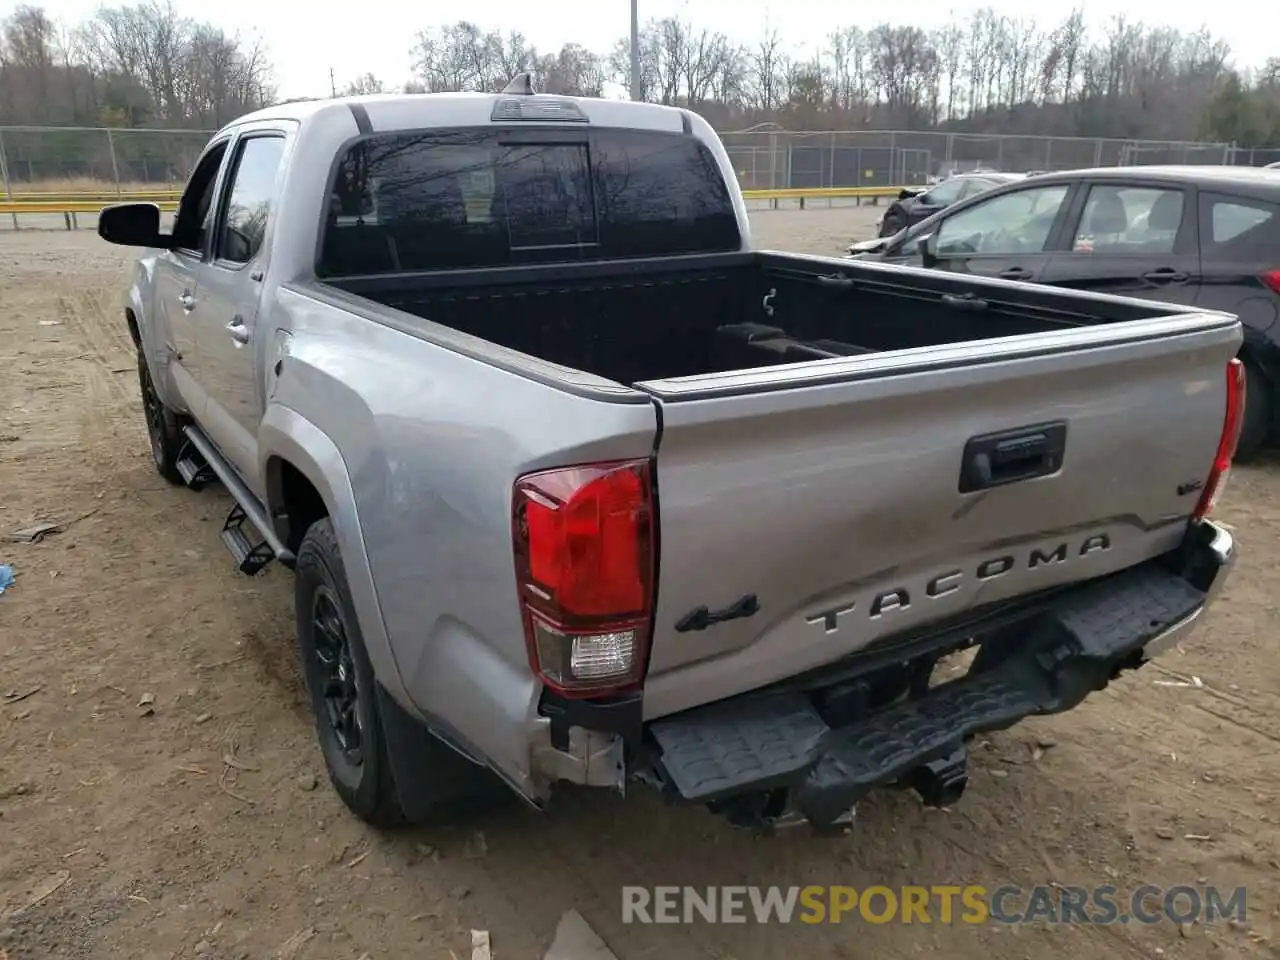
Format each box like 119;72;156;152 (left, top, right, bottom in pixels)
501;72;536;95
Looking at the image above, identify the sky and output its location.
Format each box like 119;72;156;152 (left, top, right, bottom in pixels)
15;0;1275;101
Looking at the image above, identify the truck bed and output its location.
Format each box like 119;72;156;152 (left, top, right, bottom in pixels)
317;252;1240;721
322;251;1175;387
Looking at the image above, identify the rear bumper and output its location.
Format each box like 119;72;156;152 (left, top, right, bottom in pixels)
642;521;1235;827
1142;520;1233;658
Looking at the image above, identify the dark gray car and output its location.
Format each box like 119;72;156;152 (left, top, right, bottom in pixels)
876;172;1025;237
850;165;1280;458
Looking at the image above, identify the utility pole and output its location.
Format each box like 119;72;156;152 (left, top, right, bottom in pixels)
629;0;641;101
329;67;337;98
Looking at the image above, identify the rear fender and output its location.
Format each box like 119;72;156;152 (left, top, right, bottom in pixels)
258;403;414;711
1238;329;1280;414
259;404;502;814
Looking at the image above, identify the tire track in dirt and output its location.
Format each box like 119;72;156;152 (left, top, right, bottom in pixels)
57;291;134;413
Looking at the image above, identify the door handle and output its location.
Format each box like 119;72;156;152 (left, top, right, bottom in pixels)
226;318;250;345
998;266;1032;280
178;292;196;311
1141;268;1189;283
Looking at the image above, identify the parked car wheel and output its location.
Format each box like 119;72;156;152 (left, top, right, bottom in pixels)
879;210;904;238
1235;359;1272;462
136;351;185;485
295;518;408;827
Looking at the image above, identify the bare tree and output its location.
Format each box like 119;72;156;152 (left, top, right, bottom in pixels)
746;27;785;112
1;1;1275;165
341;72;385;96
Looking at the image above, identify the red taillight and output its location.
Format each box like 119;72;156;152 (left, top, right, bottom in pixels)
512;459;656;698
1192;358;1247;522
1261;269;1280;295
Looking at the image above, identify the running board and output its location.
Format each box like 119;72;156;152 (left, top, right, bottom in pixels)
175;442;217;490
181;426;295;573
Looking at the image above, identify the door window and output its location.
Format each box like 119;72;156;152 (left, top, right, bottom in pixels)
933;184;1071;256
1072;185;1185;254
1200;194;1280;262
172;142;229;255
958;177;1000;201
921;178;965;206
216;136;286;265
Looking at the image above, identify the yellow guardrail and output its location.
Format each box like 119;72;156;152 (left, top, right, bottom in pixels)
1;184;906;222
741;186;902;200
9;191;182;201
1;200;179;213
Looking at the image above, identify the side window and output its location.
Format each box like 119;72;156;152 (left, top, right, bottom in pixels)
1072;185;1185;254
172;142;228;254
923;178;965;206
958;178;995;201
216;136;286;265
1200;194;1280;263
934;185;1071;256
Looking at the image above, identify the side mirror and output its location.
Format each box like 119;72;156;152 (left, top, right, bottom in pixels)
920;232;939;268
847;237;887;256
98;202;170;248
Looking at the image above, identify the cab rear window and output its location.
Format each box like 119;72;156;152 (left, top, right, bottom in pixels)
317;127;740;276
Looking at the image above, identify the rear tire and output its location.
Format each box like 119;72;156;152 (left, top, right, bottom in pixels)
1235;359;1271;463
295;518;407;827
137;351;185;485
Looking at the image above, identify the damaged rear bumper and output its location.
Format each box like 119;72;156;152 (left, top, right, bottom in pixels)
643;521;1235;828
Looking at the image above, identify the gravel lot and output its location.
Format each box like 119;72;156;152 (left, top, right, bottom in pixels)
1;207;1278;960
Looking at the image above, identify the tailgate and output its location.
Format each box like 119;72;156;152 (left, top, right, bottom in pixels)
633;313;1240;719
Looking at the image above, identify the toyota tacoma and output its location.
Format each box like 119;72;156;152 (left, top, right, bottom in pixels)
98;78;1241;833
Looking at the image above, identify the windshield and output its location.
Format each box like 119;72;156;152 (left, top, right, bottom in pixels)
317;127;741;276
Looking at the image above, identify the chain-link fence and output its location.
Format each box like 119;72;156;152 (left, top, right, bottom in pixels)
1227;146;1280;167
0;126;213;195
1;125;1278;200
719;129;1280;191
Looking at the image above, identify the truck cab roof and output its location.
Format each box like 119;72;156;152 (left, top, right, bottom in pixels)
218;90;694;139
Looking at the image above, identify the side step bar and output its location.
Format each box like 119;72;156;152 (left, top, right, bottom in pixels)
179;426;295;574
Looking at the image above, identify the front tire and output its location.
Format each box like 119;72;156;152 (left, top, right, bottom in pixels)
295;518;406;827
1235;359;1271;463
137;351;184;485
879;210;904;238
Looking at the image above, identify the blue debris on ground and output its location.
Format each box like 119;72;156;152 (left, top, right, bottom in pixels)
0;564;15;595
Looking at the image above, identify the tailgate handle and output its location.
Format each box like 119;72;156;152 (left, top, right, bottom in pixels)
960;421;1067;493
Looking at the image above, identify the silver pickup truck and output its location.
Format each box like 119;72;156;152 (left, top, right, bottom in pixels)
99;79;1242;833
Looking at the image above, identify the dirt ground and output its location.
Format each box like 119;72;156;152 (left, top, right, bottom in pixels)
2;206;1279;960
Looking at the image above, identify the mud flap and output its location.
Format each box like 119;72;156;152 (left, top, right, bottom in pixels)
375;683;505;822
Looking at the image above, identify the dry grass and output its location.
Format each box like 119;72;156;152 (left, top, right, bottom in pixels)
2;176;181;196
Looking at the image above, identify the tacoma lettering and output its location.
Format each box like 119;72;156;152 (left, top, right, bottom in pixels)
806;533;1112;634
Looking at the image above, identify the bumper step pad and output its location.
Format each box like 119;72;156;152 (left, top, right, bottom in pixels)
649;565;1206;827
648;694;828;803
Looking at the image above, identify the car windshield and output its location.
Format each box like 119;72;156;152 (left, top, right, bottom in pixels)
890;184;1068;257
